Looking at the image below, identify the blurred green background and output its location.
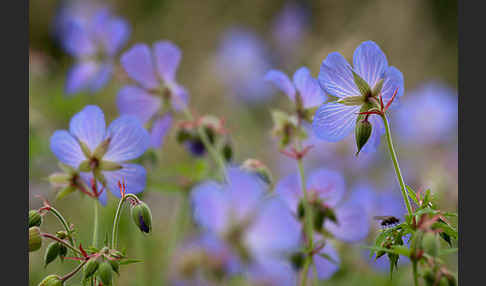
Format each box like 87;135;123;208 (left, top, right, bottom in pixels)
29;0;457;285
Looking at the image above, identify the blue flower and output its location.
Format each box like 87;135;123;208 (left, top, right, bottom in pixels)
215;28;273;103
312;41;404;153
265;67;326;109
190;167;301;282
271;2;309;56
275;168;369;281
394;81;457;145
50;105;149;205
117;41;188;148
55;1;130;95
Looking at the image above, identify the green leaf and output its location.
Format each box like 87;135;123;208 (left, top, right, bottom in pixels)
406;185;419;205
55;185;77;200
337;95;365;106
119;259;144;265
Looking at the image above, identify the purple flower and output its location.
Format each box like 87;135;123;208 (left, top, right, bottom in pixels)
271;2;309;56
312;41;404;153
55;1;130;95
50;105;149;205
394;81;457;144
275;168;368;280
215;28;273;103
190;167;301;282
117;41;188;148
265;67;326;109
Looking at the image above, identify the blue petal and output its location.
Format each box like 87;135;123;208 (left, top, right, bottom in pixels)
318;52;360;98
97;17;130;57
150;114;173;148
190;181;228;234
61;22;96;58
167;82;189;111
69;105;106;152
248;258;297;286
359;114;385;153
79;172;108;206
88;62;113;92
103;116;150;162
50;130;86;168
381;66;404;107
353;41;388;88
325;201;369;243
120;44;159;89
153;40;181;83
225;167;266;221
274;173;301;213
116;85;162;123
97;188;108;206
306;168;346;208
312;243;340;280
348;182;377;218
65;61;99;95
246;198;301;257
103;163;146;196
264;70;296;100
312;102;360;142
293;67;326;108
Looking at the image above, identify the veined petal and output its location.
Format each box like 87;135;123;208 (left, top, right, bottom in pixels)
293;67;325;108
103;116;150;162
306;169;345;208
381;66;404;107
353;41;388;88
65;61;99;95
359;114;385;153
190;181;228;234
103;163;146;196
50;130;86;168
325;202;369;243
264;70;296;100
150;114;173;148
312;102;360;142
168;82;189;111
116;85;162;123
312;243;340;280
69;105;106;152
318;52;360;98
153;40;181;83
120;44;159;89
274;173;301;213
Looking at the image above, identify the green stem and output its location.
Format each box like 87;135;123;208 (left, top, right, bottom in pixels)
61;260;87;282
300;257;311;286
48;206;76;248
111;194;140;249
92;201;99;248
381;114;413;216
412;261;419;286
181;107;226;178
41;233;82;256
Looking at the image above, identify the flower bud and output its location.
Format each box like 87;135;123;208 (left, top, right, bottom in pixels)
131;201;152;234
58;244;67;262
29;226;42;252
38;274;63;286
241;159;273;186
422;232;440;257
109;260;120;275
355;119;372;156
44;242;61;268
83;258;99;279
97;261;113;285
29;210;43;227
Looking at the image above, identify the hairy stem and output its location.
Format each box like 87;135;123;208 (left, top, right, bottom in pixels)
111;193;140;249
61;260;87;282
412;261;419;286
381;114;413;216
41;233;82;255
92;201;99;248
47;206;76;248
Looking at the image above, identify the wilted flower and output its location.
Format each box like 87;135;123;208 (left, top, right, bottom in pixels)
394;81;457;145
190;167;301;283
215;28;273;103
54;1;130;94
50;105;149;205
117;41;188;148
312;41;404;153
265;67;326;110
